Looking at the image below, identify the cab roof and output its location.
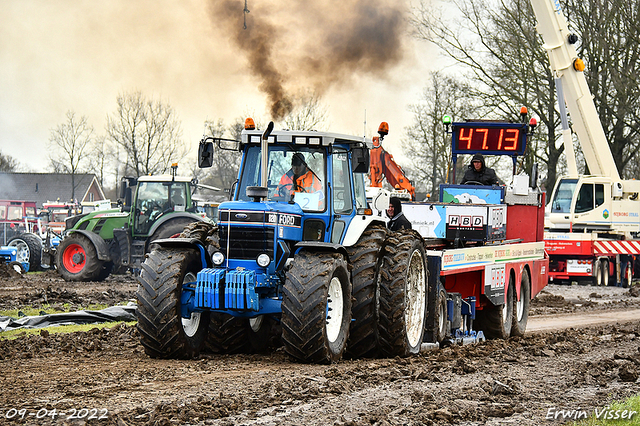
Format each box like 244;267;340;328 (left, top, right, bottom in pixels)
241;128;373;148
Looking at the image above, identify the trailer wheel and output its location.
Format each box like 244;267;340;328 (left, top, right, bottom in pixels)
137;248;208;359
379;231;428;357
345;224;387;359
479;274;514;339
8;233;42;272
207;314;274;354
511;271;530;337
601;259;609;287
282;251;351;363
425;281;448;343
56;233;104;281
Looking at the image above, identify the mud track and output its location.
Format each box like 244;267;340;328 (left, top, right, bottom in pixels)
0;270;639;425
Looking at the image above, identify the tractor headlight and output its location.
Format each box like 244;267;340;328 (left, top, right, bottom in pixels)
257;253;271;267
212;251;225;266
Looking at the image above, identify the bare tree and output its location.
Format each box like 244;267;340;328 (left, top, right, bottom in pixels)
0;150;19;172
279;91;328;131
48;110;94;201
196;118;243;196
106;92;187;177
413;0;640;191
403;72;481;197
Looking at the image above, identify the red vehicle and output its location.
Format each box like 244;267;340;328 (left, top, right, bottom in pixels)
0;200;39;244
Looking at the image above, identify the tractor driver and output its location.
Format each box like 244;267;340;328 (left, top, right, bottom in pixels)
277;153;322;198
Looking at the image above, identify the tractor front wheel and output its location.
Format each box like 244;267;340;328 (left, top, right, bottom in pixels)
137;248;208;358
8;233;42;272
56;233;104;281
282;251;352;363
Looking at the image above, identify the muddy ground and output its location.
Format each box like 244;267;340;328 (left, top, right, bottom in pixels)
0;270;639;425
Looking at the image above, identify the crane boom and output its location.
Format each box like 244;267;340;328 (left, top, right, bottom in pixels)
530;0;619;179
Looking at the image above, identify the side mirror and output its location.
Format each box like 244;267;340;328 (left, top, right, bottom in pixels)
351;146;370;173
198;137;214;168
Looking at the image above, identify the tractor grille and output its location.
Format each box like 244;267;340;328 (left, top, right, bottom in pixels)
219;226;274;260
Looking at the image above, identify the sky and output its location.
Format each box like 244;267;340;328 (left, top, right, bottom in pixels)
0;0;436;175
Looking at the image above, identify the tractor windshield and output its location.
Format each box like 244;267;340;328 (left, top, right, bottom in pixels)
134;181;189;235
237;146;326;212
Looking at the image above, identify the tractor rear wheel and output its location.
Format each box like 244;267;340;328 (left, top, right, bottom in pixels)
511;271;530;337
379;231;428;357
147;218;197;251
479;274;514;339
282;251;352;363
8;233;42;272
137;248;208;358
345;224;387;359
56;233;104;281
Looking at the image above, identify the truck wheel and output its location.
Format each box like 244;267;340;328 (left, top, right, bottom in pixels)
282;252;352;363
137;248;209;359
594;259;602;286
425;281;448;343
56;233;104;281
379;231;428;357
206;314;273;354
511;271;530;337
345;224;387;359
479;275;514;339
601;259;609;286
8;233;42;272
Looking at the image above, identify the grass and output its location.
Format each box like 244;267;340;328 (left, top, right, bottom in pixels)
574;395;640;425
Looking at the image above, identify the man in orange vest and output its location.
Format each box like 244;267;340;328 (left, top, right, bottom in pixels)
278;153;322;198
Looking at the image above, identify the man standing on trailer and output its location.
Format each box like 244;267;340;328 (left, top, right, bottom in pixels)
386;197;412;231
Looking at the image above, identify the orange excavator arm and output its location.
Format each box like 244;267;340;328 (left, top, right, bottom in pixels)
369;122;416;200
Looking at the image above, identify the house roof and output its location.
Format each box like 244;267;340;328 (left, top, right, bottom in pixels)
0;173;106;208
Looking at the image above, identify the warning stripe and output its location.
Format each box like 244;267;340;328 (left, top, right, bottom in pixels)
593;240;640;255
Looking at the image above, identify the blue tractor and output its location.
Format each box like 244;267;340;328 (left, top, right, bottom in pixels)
136;120;429;363
0;245;29;274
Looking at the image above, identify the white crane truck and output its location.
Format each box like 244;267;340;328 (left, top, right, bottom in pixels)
530;0;640;286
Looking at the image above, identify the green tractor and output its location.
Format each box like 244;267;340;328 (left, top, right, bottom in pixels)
56;167;209;281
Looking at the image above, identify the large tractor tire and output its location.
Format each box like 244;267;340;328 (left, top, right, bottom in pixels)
8;233;43;272
379;231;428;357
56;233;104;281
137;248;209;359
147;218;198;251
206;314;275;354
282;251;352;364
511;270;530;337
478;274;514;339
425;281;448;343
345;224;387;359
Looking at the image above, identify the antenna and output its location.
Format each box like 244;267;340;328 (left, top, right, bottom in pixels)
243;0;250;29
363;109;367;140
